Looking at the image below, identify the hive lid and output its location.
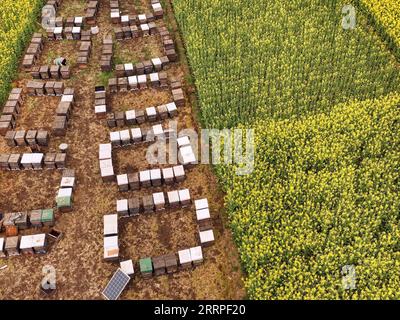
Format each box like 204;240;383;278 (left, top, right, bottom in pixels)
60;177;75;188
131;127;142;139
128;76;137;85
74;16;83;23
72;26;81;33
5;236;18;248
178;189;190;201
124;63;133;70
20;235;34;249
104;214;118;236
117;174;128;185
121;15;129;22
190;246;203;262
146;106;157;116
99;143;112;160
162;167;174;179
54;27;63;34
139;170;151;182
120;260;134;275
178;249;192;264
101;166;114;177
137;75;147;83
58;188;73;198
116;199;128;212
41;209;54;221
139;257;153;273
195;198;209;211
152;192;165;205
120;130;130;141
173;165;185;177
151;57;162;66
100;159;113;169
104;235;118;248
167;190;179;203
149;73;159;82
166;102;177;111
200;230;215;243
32;234;46;247
0;238;4;250
152;3;162;10
110;12;120;18
110;131;121;142
150;168;161;180
57;196;72;208
196;208;211;221
177;136;190;147
152;124;163;136
95;105;107;113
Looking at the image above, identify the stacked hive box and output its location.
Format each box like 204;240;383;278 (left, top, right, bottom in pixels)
94;86;109;118
101;35;114;71
5;130;49;147
99;143;115;182
56;169;75;212
0;153;65;171
31;65;70;80
0;88;23;135
85;0;100;25
22;33;44;70
53;88;75;136
158;25;178;62
108;72;167;93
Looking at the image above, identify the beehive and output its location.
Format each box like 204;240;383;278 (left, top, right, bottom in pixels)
178;249;192;269
128;197;140;216
41;209;55;227
29;210;43;227
142;195;154;213
164;254;178;273
152;192;165;211
128;172;140;190
117;174;129;192
152;256;166;276
139;257;153;278
116;199;129;217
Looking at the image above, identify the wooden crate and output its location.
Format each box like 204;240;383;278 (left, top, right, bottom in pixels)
152;256;166;276
128;197;140;216
5;131;16;147
55;153;67;169
44;153;56;169
128;172;140;190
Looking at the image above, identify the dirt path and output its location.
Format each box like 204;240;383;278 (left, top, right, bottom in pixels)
0;0;245;300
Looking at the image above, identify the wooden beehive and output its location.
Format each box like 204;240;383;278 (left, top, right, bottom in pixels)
128;197;140;216
118;77;128;92
152;192;165;211
146;106;157;122
117;174;129;192
199;229;215;247
41;209;55;227
115;111;126;127
108;78;118;93
55;153;67;169
152;256;166;276
164;253;178;273
5;131;16;147
178;249;192;269
128;172;140;190
45;81;56;96
167;190;180;208
150;168;162;187
135;62;145;75
0;154;10;170
8;153;21;170
31;66;41;79
135;109;146;124
39;65;50;79
60;65;70;79
53;81;64;96
5;236;20;256
29;210;43;227
142;195;154;213
14;130;26;147
116;199;129;217
143;60;153;74
107;113;117;128
139;170;151;188
53;116;67;136
44;153;56;169
162;167;174;185
131;127;143;143
139;257;153;279
26;130;38;146
36;130;49;146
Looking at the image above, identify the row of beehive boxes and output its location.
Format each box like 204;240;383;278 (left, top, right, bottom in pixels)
31;65;70;80
0;234;48;257
46;26;91;41
5;130;49;147
100;101;178;124
114;22;157;40
115;165;186;192
110;0;164;24
100;35;114;71
26;80;65;96
116;188;192;216
1;209;55;232
22;33;44;70
108;72;168;93
0;88;23;135
109;124;175;148
0;153;66;170
118;247;203;279
158;25;178;62
114;57;168;77
56;169;75;212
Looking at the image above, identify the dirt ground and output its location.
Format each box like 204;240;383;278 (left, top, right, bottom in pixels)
0;0;246;300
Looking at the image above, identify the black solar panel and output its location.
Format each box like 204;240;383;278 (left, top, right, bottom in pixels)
102;269;130;300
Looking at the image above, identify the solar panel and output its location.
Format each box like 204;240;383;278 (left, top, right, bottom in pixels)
102;269;130;300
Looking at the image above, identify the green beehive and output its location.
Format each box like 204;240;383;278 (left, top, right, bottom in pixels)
139;258;153;278
41;209;55;226
56;196;73;212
